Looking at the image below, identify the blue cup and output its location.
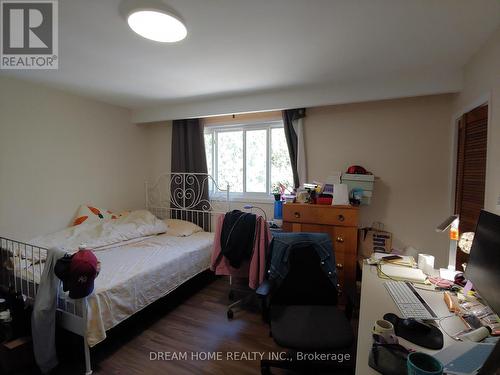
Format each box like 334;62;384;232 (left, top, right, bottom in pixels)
407;352;443;375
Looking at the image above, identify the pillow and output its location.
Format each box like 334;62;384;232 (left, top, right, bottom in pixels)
164;219;203;237
72;205;118;226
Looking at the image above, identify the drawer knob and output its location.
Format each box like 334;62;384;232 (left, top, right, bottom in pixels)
336;236;344;243
338;214;345;222
294;212;301;218
336;263;344;270
337;284;343;295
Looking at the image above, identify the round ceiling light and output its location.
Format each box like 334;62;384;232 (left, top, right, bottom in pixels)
127;9;187;42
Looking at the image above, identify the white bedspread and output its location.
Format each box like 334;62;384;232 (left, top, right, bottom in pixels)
11;212;213;347
85;231;214;346
29;210;167;258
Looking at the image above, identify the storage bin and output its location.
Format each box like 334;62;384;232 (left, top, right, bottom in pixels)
341;173;375;205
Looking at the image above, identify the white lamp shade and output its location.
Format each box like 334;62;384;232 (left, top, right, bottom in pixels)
458;232;475;254
128;10;187;42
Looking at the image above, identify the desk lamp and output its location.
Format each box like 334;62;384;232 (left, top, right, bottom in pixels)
435;214;460;280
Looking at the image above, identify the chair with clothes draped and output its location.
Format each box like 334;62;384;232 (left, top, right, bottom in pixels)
210;210;271;319
257;232;355;374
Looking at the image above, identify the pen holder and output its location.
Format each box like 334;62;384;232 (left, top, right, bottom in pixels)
407;352;443;375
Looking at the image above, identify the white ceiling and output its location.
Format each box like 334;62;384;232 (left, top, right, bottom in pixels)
2;0;499;120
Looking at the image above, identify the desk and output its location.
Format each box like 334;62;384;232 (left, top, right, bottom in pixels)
355;263;468;375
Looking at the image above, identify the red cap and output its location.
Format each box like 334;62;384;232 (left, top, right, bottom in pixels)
67;250;98;299
346;165;367;174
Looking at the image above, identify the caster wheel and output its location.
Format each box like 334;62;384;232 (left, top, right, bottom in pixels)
261;365;271;375
227;309;234;320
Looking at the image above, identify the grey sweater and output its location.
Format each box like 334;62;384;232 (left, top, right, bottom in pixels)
31;247;66;374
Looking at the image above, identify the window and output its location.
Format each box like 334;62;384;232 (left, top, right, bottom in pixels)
204;121;293;198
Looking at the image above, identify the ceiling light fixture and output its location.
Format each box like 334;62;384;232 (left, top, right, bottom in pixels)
127;9;187;42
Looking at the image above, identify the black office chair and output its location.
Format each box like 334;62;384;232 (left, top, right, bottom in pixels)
257;235;355;375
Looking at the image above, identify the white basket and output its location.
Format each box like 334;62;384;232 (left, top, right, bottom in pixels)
341;173;375;205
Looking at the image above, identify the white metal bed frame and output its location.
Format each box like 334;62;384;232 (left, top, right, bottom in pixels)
0;172;229;375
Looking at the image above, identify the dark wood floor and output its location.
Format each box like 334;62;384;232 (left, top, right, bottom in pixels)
31;272;358;375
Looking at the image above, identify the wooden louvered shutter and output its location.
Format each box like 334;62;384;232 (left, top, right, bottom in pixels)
454;105;488;270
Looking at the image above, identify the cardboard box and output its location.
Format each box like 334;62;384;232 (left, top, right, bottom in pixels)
0;336;34;374
358;226;393;258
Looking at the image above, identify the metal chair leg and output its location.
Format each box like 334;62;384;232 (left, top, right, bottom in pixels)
83;336;92;375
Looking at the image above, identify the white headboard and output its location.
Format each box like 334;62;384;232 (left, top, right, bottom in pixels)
145;172;230;232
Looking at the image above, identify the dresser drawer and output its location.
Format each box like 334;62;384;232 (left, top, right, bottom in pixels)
334;250;346;271
283;204;358;227
281;203;358;305
332;226;358;254
334;251;346;295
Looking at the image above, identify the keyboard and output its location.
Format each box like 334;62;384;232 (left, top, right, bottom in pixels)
384;281;437;320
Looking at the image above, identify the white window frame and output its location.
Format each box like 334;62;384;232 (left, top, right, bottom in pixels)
204;120;287;202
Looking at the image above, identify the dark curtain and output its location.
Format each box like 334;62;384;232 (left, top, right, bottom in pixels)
282;108;306;189
171;118;210;230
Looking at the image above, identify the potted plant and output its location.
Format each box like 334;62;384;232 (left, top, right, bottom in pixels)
272;184;282;201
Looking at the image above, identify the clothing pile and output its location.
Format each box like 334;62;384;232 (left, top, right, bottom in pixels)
210;210;271;290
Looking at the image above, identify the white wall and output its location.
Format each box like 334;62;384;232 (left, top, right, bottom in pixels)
140;121;172;183
0;76;148;240
305;95;454;266
132;69;461;123
452;26;500;213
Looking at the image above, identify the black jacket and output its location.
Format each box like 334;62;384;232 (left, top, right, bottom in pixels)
219;210;256;268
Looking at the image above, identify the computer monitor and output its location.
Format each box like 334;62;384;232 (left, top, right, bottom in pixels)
464;210;500;315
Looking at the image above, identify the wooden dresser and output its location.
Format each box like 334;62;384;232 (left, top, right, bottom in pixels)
282;203;359;302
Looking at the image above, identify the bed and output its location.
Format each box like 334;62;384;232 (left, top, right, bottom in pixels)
0;172;230;375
